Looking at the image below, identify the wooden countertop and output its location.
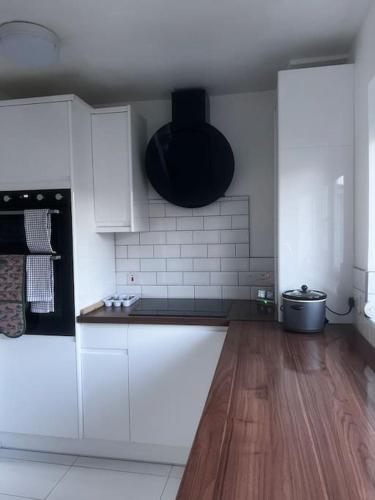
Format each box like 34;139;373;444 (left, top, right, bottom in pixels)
77;298;276;326
177;321;375;500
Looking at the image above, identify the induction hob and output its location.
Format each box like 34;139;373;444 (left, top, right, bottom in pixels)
129;298;231;318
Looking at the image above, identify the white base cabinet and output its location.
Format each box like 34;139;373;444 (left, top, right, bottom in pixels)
81;350;130;442
0;324;226;464
79;324;226;451
128;325;226;448
0;336;78;439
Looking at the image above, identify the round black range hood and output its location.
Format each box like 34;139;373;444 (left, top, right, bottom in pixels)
145;89;234;208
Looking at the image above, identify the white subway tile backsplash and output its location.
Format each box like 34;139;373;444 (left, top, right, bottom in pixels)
208;244;236;257
184;272;210;285
249;258;275;271
195;286;222;299
204;215;231;230
150;217;177;231
114;196;270;300
194;258;221;271
140;232;167;245
220;200;248;215
116;272;129;285
181;245;207;257
192;204;220;216
140;259;166;272
168;286;195;298
117;285;142;296
165;204;193;217
235;244;250;257
221;258;249;272
222;286;251;299
116;259;140;272
221;229;249;243
129;272;157;285
239;271;274;286
167;258;193;271
154;245;180;258
177;216;204;230
211;272;238;285
157;272;183;285
167;231;193;244
117;272;157;285
141;285;168;298
193;230;220;244
128;245;154;258
231;215;249;229
115;246;128;259
115;233;140;245
149;204;165;218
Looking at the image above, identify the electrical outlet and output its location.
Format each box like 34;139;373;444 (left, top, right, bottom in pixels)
128;273;136;285
251;286;274;301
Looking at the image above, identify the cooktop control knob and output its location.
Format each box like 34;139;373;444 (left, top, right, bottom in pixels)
55;193;63;200
36;194;44;201
3;195;11;202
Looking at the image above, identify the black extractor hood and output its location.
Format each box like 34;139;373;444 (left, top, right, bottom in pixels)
145;89;234;208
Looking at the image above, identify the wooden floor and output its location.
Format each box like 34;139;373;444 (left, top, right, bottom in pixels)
178;322;375;500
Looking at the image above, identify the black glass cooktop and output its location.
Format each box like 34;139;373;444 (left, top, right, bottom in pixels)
129;299;231;318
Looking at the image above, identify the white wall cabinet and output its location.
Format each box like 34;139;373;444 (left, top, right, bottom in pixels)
81;350;130;442
128;324;226;448
0;336;78;439
91;106;149;232
0;98;71;190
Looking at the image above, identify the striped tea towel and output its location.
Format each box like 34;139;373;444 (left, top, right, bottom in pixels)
26;255;54;313
24;209;54;254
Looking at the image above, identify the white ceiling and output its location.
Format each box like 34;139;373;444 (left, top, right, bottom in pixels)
0;0;370;104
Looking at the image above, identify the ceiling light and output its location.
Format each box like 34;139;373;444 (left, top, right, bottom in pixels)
0;21;60;67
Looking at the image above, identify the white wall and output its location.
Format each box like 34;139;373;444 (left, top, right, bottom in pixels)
352;0;375;344
127;90;276;259
277;65;354;323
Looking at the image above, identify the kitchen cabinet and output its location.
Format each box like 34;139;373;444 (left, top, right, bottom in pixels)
80;324;129;442
81;350;130;442
0;335;78;439
0;97;71;190
91;106;149;232
128;324;226;448
277;64;354;323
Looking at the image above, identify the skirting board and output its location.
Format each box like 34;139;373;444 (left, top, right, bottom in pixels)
0;432;188;465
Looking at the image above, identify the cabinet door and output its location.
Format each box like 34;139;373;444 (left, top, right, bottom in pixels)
0;101;70;189
82;350;130;442
128;325;226;448
0;336;78;438
91;110;131;228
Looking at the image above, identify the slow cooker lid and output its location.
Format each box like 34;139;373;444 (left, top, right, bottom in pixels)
282;284;327;301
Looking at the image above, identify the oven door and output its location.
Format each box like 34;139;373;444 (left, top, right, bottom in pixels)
0;189;75;336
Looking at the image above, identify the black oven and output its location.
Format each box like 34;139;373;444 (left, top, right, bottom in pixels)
0;189;75;336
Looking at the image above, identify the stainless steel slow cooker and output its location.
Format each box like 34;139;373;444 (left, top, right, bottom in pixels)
282;285;327;333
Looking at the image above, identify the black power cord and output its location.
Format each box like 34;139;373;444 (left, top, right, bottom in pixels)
325;297;355;316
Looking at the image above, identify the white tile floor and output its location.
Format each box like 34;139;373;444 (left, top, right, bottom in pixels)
0;449;183;500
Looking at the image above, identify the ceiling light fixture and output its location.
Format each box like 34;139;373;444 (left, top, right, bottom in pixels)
0;21;60;67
